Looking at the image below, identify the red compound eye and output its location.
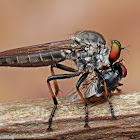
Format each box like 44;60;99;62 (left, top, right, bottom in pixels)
109;40;121;64
120;63;127;78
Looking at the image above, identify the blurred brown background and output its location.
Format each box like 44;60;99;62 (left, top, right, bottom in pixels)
0;0;139;103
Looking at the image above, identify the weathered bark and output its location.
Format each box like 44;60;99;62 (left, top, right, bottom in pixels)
0;92;139;139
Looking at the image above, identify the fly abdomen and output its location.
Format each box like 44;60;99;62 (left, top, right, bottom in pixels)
0;50;65;67
0;58;8;66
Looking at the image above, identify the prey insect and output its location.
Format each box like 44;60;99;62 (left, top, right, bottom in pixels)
0;31;125;130
66;61;127;119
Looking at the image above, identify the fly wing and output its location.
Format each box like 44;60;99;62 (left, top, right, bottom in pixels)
0;40;77;57
0;39;86;67
66;87;81;102
66;76;98;102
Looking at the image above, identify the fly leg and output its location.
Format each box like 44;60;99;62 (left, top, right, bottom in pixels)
115;83;123;93
103;81;116;119
115;87;122;93
50;66;60;95
76;72;90;128
51;64;78;95
94;69;116;119
55;64;78;73
47;71;81;130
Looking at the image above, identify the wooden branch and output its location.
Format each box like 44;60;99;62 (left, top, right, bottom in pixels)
0;92;139;139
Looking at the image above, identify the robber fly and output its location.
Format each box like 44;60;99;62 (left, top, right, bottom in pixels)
0;31;124;130
66;61;127;119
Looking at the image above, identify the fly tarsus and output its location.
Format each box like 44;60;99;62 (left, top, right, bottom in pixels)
84;105;90;128
109;101;116;119
48;103;57;131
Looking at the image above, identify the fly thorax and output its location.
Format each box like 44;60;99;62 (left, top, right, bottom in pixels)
87;46;98;56
74;51;88;72
75;58;85;72
96;46;110;66
102;47;110;65
70;31;106;48
76;48;108;72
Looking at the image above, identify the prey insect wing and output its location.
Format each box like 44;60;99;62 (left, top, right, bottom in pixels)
66;75;98;102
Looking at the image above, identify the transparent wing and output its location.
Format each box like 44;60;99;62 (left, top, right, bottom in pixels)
66;75;98;102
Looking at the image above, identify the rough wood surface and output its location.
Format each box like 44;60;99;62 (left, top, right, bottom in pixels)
0;92;139;139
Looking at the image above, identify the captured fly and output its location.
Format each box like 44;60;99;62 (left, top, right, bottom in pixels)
67;61;127;119
0;31;125;130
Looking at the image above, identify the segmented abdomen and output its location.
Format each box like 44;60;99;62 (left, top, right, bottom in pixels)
0;50;65;67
